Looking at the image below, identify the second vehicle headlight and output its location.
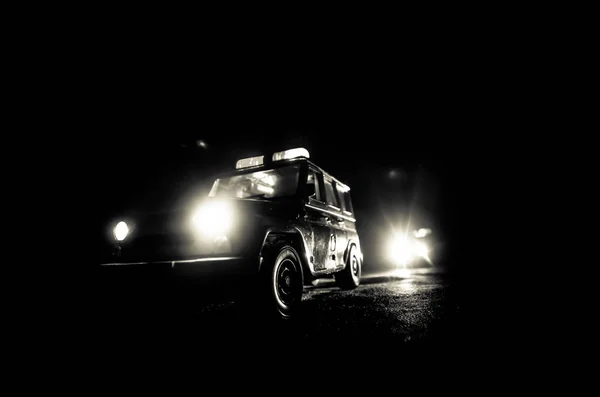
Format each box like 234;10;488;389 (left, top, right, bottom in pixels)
387;235;429;265
413;241;429;258
388;235;412;265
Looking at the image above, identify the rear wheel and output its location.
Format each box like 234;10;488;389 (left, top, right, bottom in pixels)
335;246;361;290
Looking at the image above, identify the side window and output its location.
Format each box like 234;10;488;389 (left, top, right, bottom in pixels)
336;184;354;215
343;190;354;215
324;178;340;209
307;170;325;204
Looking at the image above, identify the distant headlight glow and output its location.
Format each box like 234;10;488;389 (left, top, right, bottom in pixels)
114;221;129;241
388;235;411;265
192;200;234;237
387;234;429;265
414;241;429;258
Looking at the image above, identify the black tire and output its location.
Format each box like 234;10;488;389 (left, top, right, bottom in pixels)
334;246;361;290
260;246;304;320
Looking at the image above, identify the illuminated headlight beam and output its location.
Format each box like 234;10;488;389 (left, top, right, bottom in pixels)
192;200;234;237
387;235;430;266
413;241;429;258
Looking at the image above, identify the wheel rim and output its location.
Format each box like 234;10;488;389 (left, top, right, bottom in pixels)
276;258;298;307
351;255;360;280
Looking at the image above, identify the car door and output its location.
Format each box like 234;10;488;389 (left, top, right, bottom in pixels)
304;169;335;271
323;177;348;269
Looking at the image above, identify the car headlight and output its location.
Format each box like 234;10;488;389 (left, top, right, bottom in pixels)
413;241;429;258
191;200;234;237
387;235;429;265
387;235;412;265
114;221;129;241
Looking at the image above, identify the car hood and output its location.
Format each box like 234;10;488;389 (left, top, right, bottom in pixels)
219;197;303;220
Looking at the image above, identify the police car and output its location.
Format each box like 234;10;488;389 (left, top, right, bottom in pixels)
100;148;362;319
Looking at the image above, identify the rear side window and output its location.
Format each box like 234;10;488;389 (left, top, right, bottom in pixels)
324;178;340;209
342;190;354;214
307;169;325;204
336;184;354;215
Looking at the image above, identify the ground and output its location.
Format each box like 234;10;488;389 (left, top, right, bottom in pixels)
77;266;470;365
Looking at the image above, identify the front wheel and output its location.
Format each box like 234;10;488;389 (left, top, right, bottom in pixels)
251;246;303;320
334;247;361;290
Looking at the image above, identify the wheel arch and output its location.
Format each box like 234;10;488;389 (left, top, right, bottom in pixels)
259;229;310;280
344;239;362;267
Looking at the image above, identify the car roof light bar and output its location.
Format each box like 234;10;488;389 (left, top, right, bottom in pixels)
272;147;310;162
236;148;310;169
235;155;264;169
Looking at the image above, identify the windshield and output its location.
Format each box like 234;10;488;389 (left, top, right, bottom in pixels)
209;165;300;199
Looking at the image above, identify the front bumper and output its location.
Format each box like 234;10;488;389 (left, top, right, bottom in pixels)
98;255;260;280
94;255;261;310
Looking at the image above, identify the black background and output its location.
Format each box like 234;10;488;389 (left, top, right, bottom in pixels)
41;29;516;374
14;8;550;385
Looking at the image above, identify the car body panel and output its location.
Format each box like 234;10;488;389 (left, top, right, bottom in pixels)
99;155;362;283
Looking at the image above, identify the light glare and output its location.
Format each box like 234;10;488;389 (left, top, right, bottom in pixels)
414;228;432;238
414;241;429;257
387;234;430;266
388;235;411;266
192;201;234;237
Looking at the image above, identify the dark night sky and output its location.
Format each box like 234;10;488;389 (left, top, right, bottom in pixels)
63;49;495;278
